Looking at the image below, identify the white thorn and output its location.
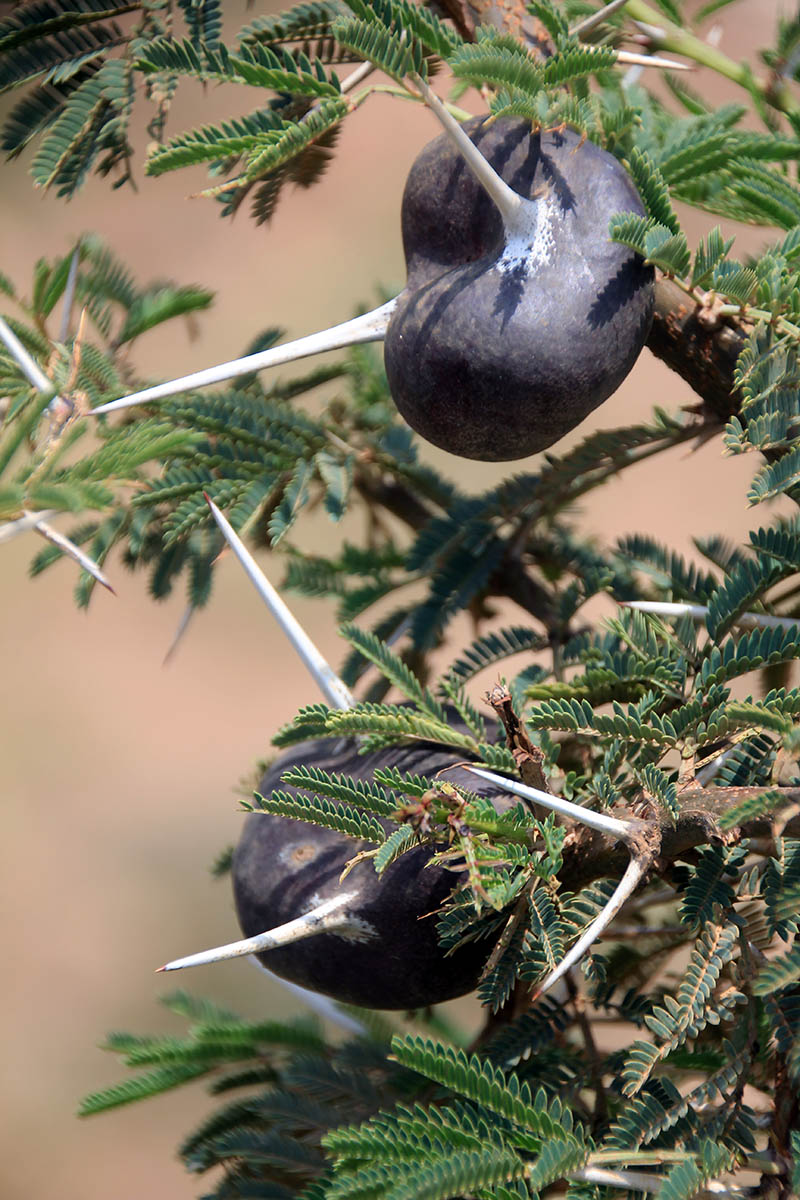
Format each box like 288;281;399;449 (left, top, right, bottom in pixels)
90;299;397;416
0;315;55;395
695;744;737;786
0;509;57;545
32;516;115;593
157;892;361;972
339;59;375;94
572;1165;738;1195
465;766;635;842
411;74;524;228
632;19;666;42
250;959;367;1035
533;854;647;999
205;495;356;711
163;603;196;666
0;314;72;421
570;0;630;37
623;599;799;631
571;1166;662;1191
616;49;691;69
59;244;81;343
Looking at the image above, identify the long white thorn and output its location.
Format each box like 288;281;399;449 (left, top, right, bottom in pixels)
572;1165;738;1195
59;244;81;343
91;299;397;416
33;516;115;593
251;960;368;1035
570;0;630;36
0;315;55;395
157;892;361;972
411;74;524;227
203;500;634;836
532;854;648;999
695;744;737;786
571;1166;662;1191
163;603;196;665
204;499;634;839
0;509;57;545
623;599;799;631
465;766;636;842
206;495;356;711
616;49;691;69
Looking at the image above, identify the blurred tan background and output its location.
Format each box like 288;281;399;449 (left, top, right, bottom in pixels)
0;3;790;1197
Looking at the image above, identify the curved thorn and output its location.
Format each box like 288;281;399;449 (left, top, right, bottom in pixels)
157;892;361;972
91;299;397;416
622;599;799;631
411;73;523;227
465;766;635;842
532;854;647;1000
205;495;356;711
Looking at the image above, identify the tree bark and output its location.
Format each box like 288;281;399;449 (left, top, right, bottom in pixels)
646;278;747;423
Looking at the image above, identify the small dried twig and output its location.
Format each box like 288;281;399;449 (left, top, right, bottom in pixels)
484;682;550;792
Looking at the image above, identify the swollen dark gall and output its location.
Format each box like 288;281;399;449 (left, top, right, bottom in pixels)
384;117;655;461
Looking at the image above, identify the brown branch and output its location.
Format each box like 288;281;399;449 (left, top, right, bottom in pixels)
645;277;747;423
562;786;800;889
356;471;561;631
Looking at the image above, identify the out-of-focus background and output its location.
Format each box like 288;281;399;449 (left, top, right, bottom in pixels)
0;3;789;1196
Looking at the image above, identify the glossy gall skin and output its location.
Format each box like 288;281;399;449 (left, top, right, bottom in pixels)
384;118;654;461
233;733;513;1009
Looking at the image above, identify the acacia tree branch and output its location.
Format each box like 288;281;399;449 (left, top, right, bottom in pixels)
562;786;800;890
646;278;747;422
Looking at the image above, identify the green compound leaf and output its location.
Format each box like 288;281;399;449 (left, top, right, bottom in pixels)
753;943;800;995
626;147;682;236
389;1035;580;1148
331;15;426;84
253;787;390;843
79;1063;212;1115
